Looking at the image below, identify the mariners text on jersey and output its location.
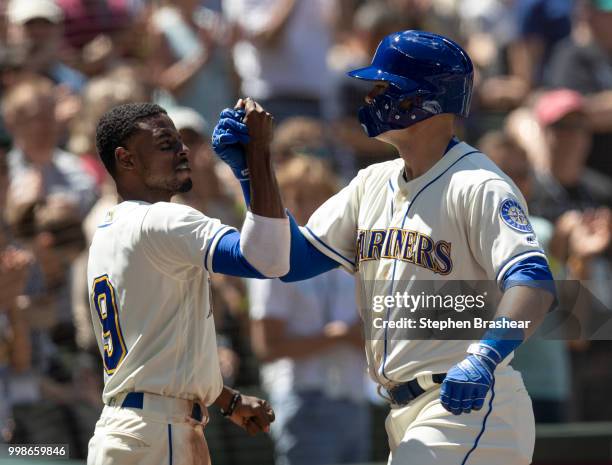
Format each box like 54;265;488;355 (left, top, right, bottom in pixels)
356;228;452;274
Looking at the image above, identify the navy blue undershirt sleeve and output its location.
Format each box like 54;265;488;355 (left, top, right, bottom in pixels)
280;212;340;282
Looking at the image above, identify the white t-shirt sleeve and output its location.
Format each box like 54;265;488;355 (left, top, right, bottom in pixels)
141;203;236;278
303;172;362;273
467;179;547;284
248;278;295;321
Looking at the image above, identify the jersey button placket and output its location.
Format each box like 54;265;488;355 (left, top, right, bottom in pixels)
387;189;409;280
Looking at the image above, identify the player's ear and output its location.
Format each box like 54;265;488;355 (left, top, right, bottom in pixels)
115;147;135;171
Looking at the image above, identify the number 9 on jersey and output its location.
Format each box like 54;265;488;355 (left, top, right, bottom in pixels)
92;275;127;374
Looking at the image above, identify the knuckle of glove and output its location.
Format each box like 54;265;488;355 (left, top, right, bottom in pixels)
218;118;248;134
457;357;492;383
219;108;245;121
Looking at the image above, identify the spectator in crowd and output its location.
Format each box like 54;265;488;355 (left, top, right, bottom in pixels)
1;75;98;218
223;0;336;122
528;89;612;222
270;116;329;164
547;0;612;181
7;193;87;326
509;90;612;421
510;0;574;89
56;0;132;51
459;0;530;115
6;0;86;93
55;0;140;76
328;1;404;171
0;148;33;443
68;65;148;189
382;0;463;39
479;130;572;423
0;274;32;443
149;0;233;126
525;89;612;310
1;1;8;43
5;195;98;457
1;130;97;455
1;77;98;424
249;155;370;465
458;0;572;140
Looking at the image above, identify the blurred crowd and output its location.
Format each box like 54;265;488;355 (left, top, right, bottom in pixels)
1;0;612;463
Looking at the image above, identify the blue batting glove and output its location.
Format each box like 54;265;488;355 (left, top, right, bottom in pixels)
212;109;249;181
212;109;252;205
440;318;524;415
440;353;496;415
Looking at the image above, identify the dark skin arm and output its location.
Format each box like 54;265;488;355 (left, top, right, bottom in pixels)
239;98;285;218
495;285;553;339
213;385;275;435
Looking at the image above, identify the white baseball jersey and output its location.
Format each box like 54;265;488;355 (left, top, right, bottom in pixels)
302;141;546;386
87;200;234;406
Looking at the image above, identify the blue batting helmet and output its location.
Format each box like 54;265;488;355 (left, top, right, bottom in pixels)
347;30;474;137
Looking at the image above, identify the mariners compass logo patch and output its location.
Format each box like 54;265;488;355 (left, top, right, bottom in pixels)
500;199;533;233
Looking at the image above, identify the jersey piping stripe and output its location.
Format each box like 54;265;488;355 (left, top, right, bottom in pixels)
168;423;172;465
495;249;547;285
204;226;237;272
382;149;481;381
167;424;173;465
97;222;113;229
388;179;395;222
460;378;495;465
304;226;356;268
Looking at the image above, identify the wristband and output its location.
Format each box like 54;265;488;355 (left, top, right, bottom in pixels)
467;343;502;366
220;392;241;417
469;316;525;364
239;179;251;206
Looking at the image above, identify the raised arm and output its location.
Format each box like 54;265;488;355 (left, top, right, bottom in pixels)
208;99;289;278
241;98;284;218
210;100;339;280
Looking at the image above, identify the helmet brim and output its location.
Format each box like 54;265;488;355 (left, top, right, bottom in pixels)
347;66;419;93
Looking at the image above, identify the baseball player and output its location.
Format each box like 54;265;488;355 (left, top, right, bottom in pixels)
87;100;288;465
213;31;556;464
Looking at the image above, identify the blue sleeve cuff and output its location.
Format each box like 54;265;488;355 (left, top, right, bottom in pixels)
501;255;557;298
211;230;266;278
280;211;339;282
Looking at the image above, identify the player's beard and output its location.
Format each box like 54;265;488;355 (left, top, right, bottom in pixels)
143;174;192;196
177;179;193;193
